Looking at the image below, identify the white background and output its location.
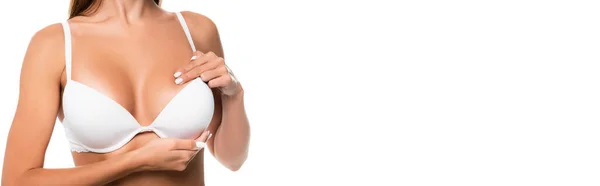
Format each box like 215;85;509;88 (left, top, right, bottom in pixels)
1;0;599;185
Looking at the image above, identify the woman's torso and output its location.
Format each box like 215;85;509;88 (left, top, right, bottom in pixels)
56;11;212;186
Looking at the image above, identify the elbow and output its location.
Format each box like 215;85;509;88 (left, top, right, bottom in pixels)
3;180;22;186
3;168;41;186
226;164;241;172
212;133;250;172
2;173;27;186
216;152;248;172
224;157;246;172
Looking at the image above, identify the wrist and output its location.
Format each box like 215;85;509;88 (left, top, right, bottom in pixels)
124;150;147;173
222;83;244;102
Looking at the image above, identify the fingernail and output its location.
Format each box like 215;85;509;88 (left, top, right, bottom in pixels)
191;55;198;60
195;141;206;149
174;72;182;78
207;132;213;140
175;77;183;84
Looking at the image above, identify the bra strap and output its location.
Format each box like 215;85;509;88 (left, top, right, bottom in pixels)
175;12;197;52
61;21;72;80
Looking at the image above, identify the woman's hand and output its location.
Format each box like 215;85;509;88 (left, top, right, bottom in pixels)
189;130;213;165
173;51;240;96
134;130;211;171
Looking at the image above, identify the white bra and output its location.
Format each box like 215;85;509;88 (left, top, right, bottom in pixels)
60;12;214;153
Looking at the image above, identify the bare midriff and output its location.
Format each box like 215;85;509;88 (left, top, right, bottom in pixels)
71;132;206;186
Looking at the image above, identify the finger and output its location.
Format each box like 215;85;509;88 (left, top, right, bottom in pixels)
176;62;219;85
207;75;233;88
199;65;228;82
183;51;217;73
180;57;222;83
190;50;204;61
174;61;209;85
196;130;211;142
175;57;222;85
174;51;204;77
195;141;206;149
174;52;213;84
171;138;198;150
174;149;196;159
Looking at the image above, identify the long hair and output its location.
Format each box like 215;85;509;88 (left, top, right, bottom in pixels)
68;0;161;19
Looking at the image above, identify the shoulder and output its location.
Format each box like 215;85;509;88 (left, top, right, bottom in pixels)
179;11;222;53
21;23;66;78
27;23;65;60
30;23;65;48
179;11;219;36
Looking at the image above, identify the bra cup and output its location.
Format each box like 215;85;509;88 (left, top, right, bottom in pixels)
62;81;141;151
61;79;214;153
153;79;215;139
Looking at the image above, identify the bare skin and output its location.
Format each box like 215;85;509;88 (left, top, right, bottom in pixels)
1;1;250;186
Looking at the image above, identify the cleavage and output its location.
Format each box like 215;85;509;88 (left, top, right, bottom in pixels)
70;50;191;126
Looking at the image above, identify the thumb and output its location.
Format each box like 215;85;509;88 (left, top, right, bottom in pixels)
195;130;212;142
171;138;198;150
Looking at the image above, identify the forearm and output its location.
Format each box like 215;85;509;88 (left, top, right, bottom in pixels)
13;151;142;186
214;87;250;171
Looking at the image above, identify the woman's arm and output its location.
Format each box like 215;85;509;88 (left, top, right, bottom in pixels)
182;11;251;171
1;24;144;186
212;84;250;172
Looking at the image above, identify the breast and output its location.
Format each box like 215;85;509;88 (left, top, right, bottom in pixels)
62;78;214;153
149;78;215;139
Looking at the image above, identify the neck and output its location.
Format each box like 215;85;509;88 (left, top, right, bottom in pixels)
94;0;160;23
